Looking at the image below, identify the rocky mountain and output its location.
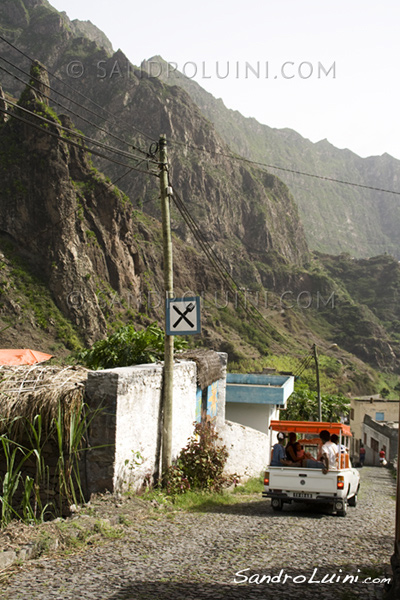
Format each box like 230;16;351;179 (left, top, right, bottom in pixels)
141;57;400;260
1;0;400;395
0;62;229;350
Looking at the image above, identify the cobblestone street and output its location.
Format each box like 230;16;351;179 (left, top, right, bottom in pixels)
0;467;396;600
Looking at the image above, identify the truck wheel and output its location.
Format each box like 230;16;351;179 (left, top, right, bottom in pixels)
336;501;348;517
348;493;357;507
271;498;283;511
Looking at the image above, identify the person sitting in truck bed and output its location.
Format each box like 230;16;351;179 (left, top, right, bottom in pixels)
304;430;338;473
270;432;288;466
271;433;299;466
285;432;299;463
294;441;315;465
331;433;347;454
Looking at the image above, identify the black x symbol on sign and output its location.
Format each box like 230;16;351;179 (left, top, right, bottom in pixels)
172;302;195;328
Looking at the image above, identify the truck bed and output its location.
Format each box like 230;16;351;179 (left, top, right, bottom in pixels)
267;466;339;494
263;465;360;515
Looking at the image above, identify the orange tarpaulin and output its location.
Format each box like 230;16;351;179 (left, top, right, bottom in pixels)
269;420;352;437
0;349;53;366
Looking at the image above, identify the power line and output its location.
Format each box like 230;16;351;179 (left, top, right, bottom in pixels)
170;185;281;341
0;33;157;145
1;97;158;167
294;351;314;379
0;105;159;176
2;34;400;198
0;57;152;158
168;139;400;197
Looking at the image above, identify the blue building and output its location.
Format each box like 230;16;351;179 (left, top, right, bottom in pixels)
225;373;294;434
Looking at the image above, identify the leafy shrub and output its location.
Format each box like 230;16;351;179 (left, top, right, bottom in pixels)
163;464;191;495
163;422;234;494
76;323;187;370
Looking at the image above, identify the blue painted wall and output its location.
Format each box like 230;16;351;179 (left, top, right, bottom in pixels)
226;373;294;406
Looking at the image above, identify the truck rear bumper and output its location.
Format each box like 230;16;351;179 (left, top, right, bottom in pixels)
262;491;339;503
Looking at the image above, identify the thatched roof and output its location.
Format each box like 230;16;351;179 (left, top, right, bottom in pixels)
0;364;88;440
179;350;224;390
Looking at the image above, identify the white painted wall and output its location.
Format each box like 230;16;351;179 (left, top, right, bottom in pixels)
86;353;281;493
221;420;270;479
112;361;197;492
362;422;394;466
86;361;198;493
225;402;280;435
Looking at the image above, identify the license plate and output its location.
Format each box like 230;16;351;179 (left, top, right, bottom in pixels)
292;492;313;499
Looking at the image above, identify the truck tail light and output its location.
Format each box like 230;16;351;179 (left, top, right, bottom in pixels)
337;475;344;490
264;471;270;486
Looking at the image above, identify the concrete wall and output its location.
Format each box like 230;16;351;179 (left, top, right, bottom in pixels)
85;355;228;495
221;420;270;479
84;352;283;492
85;361;197;494
350;398;399;446
362;415;398;466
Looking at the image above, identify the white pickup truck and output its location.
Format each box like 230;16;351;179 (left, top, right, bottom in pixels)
263;420;360;517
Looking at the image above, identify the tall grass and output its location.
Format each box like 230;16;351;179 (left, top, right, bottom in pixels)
0;435;31;525
0;401;100;527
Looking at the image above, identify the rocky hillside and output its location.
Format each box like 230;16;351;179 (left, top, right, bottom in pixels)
0;60;304;352
0;0;309;276
1;1;400;393
142;57;400;260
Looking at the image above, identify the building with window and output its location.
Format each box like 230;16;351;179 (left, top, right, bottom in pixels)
349;396;399;461
362;414;398;466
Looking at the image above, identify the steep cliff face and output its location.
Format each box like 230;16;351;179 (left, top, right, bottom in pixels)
0;0;310;279
0;63;233;348
0;66;138;342
142;56;400;260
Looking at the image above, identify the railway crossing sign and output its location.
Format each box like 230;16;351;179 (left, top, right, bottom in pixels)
166;296;201;335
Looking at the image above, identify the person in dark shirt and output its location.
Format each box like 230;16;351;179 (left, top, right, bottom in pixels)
285;432;298;463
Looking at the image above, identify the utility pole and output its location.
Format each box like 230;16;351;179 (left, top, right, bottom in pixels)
313;344;322;421
159;134;174;477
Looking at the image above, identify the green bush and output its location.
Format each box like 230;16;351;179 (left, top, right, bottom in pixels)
163;422;234;494
76;323;188;370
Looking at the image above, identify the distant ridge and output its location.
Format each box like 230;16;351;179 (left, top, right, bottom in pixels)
142;56;400;260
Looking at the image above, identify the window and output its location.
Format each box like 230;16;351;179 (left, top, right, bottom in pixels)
375;412;385;422
350;408;354;420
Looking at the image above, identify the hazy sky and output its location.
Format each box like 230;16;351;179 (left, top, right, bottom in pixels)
49;0;400;160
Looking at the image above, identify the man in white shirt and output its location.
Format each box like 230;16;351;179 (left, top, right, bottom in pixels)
319;430;338;473
304;430;338;473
